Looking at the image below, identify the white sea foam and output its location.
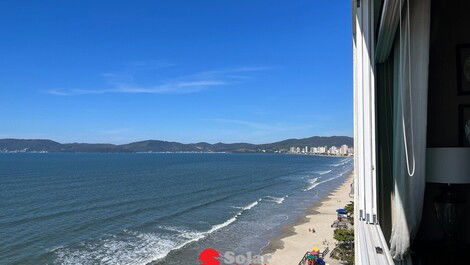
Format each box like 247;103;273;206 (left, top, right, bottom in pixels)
161;199;262;254
332;158;351;167
164;199;262;255
303;170;351;191
53;199;262;265
303;177;320;191
207;216;238;233
314;170;332;175
53;230;179;265
241;199;261;210
265;196;286;204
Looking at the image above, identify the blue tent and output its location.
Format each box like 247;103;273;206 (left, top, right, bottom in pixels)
336;208;347;214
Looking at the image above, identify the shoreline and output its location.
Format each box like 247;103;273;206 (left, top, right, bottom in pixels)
262;171;354;265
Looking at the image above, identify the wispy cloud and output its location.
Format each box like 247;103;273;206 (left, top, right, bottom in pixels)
47;64;270;96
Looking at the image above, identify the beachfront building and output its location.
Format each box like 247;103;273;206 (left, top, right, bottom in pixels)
340;145;349;156
353;0;470;264
347;147;354;156
328;146;338;156
311;146;317;154
303;146;309;154
289;145;353;156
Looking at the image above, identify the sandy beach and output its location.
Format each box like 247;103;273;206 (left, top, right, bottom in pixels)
262;172;354;265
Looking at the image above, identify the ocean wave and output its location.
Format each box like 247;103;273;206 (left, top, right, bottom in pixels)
156;199;262;261
303;170;351;191
314;170;332;175
241;199;261;210
53;199;262;265
232;198;262;210
303;177;320;191
53;230;178;265
264;196;287;204
331;158;351;167
206;199;261;234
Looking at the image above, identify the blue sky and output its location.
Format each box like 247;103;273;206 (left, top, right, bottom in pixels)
0;0;352;144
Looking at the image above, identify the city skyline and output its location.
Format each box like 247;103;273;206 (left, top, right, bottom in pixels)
288;144;353;156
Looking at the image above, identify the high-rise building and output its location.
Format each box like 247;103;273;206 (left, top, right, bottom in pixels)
348;147;354;156
340;145;349;156
303;146;309;153
328;146;338;155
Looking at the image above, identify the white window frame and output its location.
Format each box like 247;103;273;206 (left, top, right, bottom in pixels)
354;0;394;264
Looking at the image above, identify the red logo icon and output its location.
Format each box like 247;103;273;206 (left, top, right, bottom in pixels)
199;248;220;265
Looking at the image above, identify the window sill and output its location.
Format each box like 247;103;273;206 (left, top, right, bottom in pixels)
356;221;395;265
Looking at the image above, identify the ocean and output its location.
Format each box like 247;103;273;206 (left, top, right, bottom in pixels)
0;153;353;265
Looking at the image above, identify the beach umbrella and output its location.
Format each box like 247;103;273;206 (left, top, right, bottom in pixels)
312;247;320;252
316;257;325;265
336;208;347;214
307;254;316;260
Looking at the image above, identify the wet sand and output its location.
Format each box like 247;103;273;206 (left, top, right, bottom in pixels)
262;172;353;265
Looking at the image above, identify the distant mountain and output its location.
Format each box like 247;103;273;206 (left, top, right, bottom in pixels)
0;136;353;153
